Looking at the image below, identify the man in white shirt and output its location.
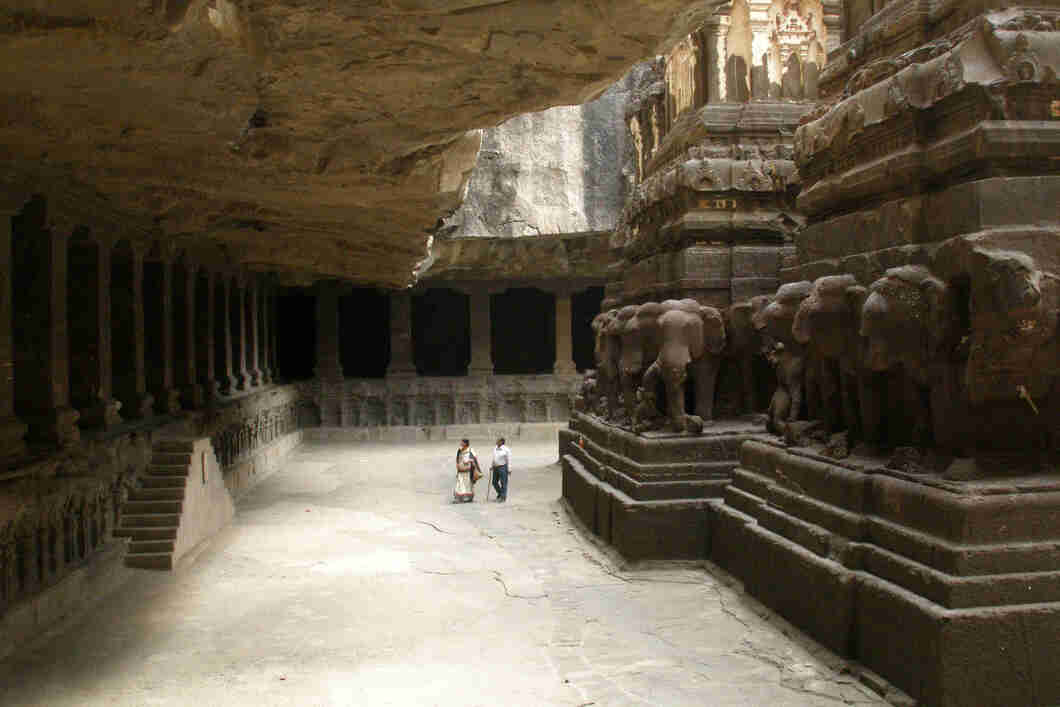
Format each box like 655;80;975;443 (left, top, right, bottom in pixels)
491;437;512;502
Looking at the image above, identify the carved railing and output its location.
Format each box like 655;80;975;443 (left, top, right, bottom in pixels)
202;385;306;470
0;435;150;617
307;375;582;427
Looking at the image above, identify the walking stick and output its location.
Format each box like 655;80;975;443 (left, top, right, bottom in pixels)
486;464;493;502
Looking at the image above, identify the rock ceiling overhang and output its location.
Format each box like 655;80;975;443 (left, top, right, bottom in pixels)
0;0;716;288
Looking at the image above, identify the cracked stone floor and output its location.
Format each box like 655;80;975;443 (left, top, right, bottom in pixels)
0;439;889;706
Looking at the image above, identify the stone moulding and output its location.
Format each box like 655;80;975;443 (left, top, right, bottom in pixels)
712;438;1060;706
795;8;1060;217
559;411;769;560
304;375;582;428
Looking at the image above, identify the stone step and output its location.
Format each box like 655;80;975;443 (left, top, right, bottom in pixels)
152;452;192;466
129;487;185;501
139;475;187;489
154;440;194;453
123;500;183;515
146;464;190;477
129;540;175;554
125;552;173;570
113;526;178;541
118;513;180;528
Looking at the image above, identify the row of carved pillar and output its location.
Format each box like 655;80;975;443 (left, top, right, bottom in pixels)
1;198;281;459
313;282;579;426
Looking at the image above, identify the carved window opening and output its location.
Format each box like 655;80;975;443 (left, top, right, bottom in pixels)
276;290;316;381
490;288;555;375
412;288;469;377
339;289;389;378
572;287;605;373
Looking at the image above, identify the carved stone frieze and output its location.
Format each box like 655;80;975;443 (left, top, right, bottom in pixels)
310;375;581;428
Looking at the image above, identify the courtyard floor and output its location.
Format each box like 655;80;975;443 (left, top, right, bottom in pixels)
0;439;888;706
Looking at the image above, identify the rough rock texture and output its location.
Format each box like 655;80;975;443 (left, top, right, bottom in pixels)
441;63;661;240
419;232;613;282
0;0;711;288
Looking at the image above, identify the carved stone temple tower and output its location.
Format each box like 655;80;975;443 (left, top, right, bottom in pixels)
562;1;840;558
564;1;1060;704
711;2;1060;706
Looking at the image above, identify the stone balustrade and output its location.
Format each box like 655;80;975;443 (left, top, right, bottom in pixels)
303;375;581;428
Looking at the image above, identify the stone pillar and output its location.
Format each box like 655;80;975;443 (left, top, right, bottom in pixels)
386;291;416;377
176;263;204;408
215;275;236;395
0;212;27;462
12;211;80;445
112;243;154;419
553;289;577;375
233;276;249;391
467;288;493;376
144;256;180;414
270;284;279;382
315;280;343;426
246;276;262;387
195;268;216;400
260;280;272;385
69;234;122;429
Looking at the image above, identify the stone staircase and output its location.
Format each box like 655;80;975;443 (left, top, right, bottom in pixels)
114;439;194;570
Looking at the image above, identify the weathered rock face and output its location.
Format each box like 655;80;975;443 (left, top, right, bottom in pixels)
0;0;708;288
441;63;660;240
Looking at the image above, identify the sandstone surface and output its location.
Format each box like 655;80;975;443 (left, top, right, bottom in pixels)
0;0;711;287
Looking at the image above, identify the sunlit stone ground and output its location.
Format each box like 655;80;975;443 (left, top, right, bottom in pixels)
0;439;887;706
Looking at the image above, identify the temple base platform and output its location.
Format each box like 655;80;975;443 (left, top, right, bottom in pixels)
559;411;768;561
711;439;1060;707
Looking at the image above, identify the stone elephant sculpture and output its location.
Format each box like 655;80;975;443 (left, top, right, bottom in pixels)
641;299;727;433
932;239;1060;460
933;239;1060;406
724;295;772;414
591;309;621;421
618;302;663;425
860;265;962;449
753;281;813;434
792;275;869;438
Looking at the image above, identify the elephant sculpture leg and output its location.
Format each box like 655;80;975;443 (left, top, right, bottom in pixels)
738;355;756;414
839;367;862;440
648;359;697;434
691;354;722;424
619;368;640;426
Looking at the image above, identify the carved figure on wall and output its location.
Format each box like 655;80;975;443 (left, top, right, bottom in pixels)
792;275;869;441
860;265;961;450
754;281;813;433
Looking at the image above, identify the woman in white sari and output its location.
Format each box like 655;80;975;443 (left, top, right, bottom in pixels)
453;438;480;503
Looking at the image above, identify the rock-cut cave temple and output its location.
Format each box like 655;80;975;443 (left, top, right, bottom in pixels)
0;1;1058;705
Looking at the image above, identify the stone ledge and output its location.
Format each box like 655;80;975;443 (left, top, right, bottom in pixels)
0;540;132;663
713;439;1060;706
305;422;566;444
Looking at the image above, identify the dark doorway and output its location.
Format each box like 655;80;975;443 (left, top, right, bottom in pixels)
491;288;554;375
412;288;469;376
340;289;389;378
277;289;316;380
572;286;604;372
